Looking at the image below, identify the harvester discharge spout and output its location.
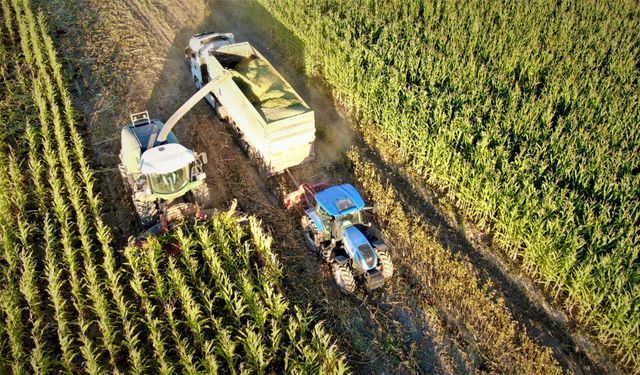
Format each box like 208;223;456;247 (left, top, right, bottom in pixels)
157;74;227;143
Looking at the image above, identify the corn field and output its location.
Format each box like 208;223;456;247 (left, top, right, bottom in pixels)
0;1;347;373
257;0;640;370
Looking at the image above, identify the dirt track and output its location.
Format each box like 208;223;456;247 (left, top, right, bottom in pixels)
42;0;613;373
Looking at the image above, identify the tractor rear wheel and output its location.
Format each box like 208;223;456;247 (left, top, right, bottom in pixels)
332;262;356;294
134;199;158;228
377;248;394;279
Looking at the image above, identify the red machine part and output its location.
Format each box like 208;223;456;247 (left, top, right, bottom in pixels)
132;203;214;254
284;182;331;209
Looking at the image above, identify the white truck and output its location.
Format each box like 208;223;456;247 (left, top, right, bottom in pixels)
185;32;315;175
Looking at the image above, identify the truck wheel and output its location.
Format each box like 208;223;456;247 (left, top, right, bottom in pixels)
184;47;194;67
192;183;211;208
134;200;158;228
377;248;394;279
332;262;356;294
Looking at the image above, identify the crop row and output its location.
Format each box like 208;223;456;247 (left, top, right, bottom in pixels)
0;1;347;373
256;0;640;371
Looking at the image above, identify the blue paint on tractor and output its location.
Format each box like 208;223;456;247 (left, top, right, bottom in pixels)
315;184;365;217
305;207;325;232
342;226;377;271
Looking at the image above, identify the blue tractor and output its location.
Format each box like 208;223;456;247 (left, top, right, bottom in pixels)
285;183;393;293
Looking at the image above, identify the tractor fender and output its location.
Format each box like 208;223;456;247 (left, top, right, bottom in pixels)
333;255;350;265
305;207;325;232
372;240;387;251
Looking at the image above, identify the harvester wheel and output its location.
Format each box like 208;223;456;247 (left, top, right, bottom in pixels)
134;200;158;228
332;262;356;294
376;248;394;279
118;164;131;190
192;183;212;208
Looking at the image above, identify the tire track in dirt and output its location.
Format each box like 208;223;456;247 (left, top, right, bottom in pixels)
122;0;172;47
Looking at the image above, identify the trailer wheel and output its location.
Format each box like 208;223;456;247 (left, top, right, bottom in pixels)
213;97;228;121
134;199;158;228
376;248;394;279
332;262;356;294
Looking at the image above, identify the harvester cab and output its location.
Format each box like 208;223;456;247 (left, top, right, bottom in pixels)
286;183;394;293
119;111;209;228
119;78;227;230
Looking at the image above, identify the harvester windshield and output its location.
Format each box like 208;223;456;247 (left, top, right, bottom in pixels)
139;143;196;195
148;166;190;194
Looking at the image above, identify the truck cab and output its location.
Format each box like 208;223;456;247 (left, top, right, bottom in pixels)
186;31;235;108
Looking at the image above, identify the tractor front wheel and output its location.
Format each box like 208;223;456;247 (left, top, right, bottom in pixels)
377;248;394;279
301;216;319;252
332;262;356;294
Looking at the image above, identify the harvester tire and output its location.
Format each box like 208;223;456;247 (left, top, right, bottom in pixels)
118;164;132;190
332;262;356;294
192;183;211;208
134;200;158;228
377;248;394;279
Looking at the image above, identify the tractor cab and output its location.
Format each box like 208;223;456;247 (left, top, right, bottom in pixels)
313;184;366;240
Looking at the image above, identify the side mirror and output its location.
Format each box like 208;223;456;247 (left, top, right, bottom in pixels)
362;203;378;214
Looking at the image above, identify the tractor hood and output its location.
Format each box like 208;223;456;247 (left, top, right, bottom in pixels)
343;226;377;272
140;144;195;174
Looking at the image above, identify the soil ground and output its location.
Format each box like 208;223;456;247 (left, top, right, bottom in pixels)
41;0;615;373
